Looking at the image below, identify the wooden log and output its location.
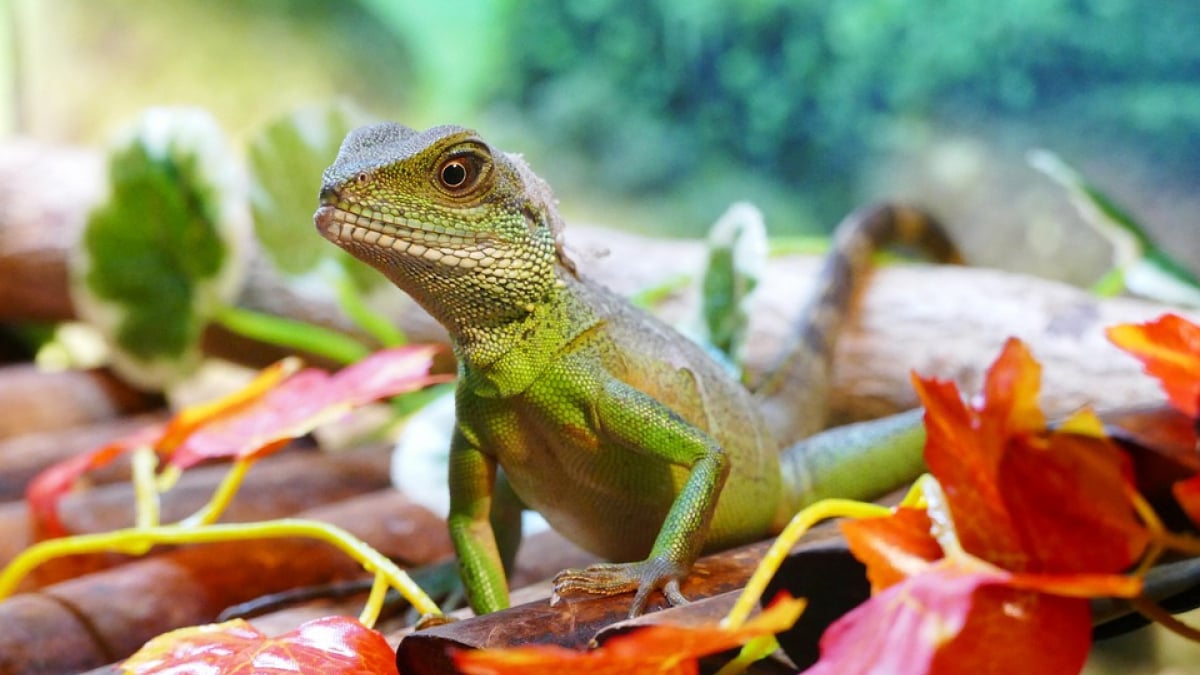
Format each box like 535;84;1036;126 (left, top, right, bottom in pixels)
216;528;598;641
393;521;845;674
8;443;393;585
0;365;162;439
0;489;451;674
0;141;102;323
0;412;166;500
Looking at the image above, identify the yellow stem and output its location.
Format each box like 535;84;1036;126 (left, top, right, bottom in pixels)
1132;596;1200;643
713;635;780;675
132;446;160;529
0;518;442;618
179;459;253;527
898;474;932;509
723;498;889;629
358;571;391;628
1124;486;1200;573
156;463;183;493
1156;531;1200;557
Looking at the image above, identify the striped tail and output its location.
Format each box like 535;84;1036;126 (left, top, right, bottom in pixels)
753;203;961;448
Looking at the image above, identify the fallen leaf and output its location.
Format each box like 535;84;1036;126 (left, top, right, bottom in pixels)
1174;474;1200;528
26;346;447;535
122;616;398;674
453;595;805;675
807;559;1092;675
168;345;448;468
1107;314;1200;417
839;507;941;592
913;338;1149;574
25;424;164;537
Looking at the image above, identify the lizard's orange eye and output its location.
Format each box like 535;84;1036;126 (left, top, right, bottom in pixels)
439;159;471;189
434;147;490;196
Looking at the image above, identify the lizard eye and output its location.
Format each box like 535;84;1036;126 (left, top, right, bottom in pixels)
435;152;488;195
440;159;470;188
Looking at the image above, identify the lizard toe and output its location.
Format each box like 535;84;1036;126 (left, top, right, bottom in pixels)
552;557;689;617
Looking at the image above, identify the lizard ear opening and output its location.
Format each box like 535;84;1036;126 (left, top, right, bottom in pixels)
554;229;579;276
520;202;578;276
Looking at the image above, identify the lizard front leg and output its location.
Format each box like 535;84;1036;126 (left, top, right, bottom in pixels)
553;377;731;617
447;428;511;615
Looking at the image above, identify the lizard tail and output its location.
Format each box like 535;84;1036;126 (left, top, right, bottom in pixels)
753;203;961;447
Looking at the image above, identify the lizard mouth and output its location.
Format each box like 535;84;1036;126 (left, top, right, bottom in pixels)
314;202;500;270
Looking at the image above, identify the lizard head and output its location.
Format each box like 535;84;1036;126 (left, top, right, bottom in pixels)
316;122;575;331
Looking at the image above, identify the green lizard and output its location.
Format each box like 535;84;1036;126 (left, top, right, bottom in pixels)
316;123;960;617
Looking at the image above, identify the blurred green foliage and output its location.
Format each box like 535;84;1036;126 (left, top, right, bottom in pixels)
481;0;1200;225
82;113;236;362
248;103;375;282
75;108;249;388
12;0;1200;247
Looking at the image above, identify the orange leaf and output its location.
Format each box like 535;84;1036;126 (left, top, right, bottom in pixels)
453;595;805;675
913;338;1149;574
25;346;448;535
912;339;1033;570
1107;314;1200;417
807;561;1092;675
1002;569;1142;599
995;430;1147;575
24;424;164;538
122;616;398;674
840;507;942;592
157;357;300;453
168;345;448;468
1174;474;1200;528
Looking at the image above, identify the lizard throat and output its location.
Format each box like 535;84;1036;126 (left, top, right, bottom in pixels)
315;204;499;270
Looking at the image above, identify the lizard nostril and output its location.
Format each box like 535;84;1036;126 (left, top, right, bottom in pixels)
319;185;337;206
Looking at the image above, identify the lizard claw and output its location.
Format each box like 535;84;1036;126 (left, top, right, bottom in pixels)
552;557;689;618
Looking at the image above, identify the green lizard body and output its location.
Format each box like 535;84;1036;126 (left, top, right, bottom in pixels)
316;123;959;616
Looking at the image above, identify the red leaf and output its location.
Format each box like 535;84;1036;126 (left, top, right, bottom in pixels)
122;616;398;674
912;339;1036;570
26;346;447;535
453;595;805;675
1174;474;1200;528
995;429;1147;575
913;338;1149;574
169;345;448;469
25;424;164;538
157;357;301;453
1107;314;1200;417
806;561;1092;675
840;507;942;592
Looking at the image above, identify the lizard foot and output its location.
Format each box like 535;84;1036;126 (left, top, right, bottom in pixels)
551;557;689;618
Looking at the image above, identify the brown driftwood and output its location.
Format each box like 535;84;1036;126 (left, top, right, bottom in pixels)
2;443;393;585
0;412;166;500
0;489;451;674
213;529;598;648
0;364;161;439
2;141;1194;423
393;520;846;675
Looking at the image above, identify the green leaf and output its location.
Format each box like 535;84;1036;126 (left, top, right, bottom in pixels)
247;104;410;350
210;306;371;366
1029;149;1200;307
247;102;371;278
71;108;249;389
698;202;767;370
628;273;690;310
